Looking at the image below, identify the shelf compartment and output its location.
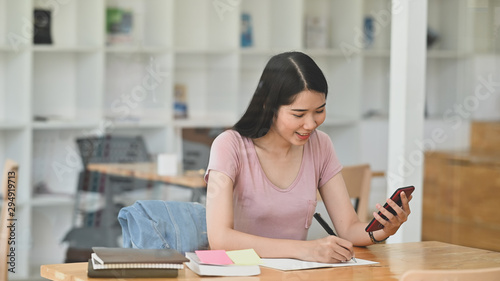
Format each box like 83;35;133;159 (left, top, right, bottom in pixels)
328;0;364;51
0;0;31;51
0;51;31;124
33;0;104;48
361;56;390;118
32;130;85;201
105;0;173;48
427;0;471;52
425;58;475;118
361;0;392;51
174;0;238;50
175;52;239;123
33;51;103;123
303;0;376;51
104;52;173;123
470;0;500;53
238;53;269;114
241;0;302;50
309;54;363;121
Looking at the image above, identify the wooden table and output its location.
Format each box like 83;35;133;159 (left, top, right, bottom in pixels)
87;163;206;188
86;162;206;202
41;241;500;281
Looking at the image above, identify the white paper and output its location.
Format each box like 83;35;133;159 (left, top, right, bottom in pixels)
260;258;378;271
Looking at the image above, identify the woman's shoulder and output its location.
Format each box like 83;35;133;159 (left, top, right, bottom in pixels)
215;129;241;140
212;129;247;146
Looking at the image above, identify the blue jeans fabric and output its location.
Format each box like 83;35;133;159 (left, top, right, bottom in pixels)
118;200;209;254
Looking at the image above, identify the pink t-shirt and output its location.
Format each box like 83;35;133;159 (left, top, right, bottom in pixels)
205;129;342;240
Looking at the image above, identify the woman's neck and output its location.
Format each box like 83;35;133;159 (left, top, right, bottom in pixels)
252;130;298;158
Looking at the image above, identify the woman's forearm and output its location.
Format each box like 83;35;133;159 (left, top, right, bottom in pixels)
341;222;390;246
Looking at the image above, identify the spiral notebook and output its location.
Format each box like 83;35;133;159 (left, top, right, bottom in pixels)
88;259;179;278
91;247;189;270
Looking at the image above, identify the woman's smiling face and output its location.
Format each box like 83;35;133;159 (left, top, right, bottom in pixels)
271;90;327;146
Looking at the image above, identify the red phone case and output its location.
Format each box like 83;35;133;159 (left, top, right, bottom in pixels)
365;186;415;232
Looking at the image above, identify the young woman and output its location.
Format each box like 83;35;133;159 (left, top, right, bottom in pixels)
204;51;412;263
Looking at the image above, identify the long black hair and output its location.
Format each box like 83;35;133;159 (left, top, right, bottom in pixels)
233;51;328;138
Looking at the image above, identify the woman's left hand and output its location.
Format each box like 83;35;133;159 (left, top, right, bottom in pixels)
373;191;413;236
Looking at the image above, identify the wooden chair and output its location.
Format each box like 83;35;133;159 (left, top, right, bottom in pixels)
1;159;19;281
341;164;373;222
399;267;500;281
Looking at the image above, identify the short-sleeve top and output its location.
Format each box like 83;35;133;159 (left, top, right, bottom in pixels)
204;129;342;240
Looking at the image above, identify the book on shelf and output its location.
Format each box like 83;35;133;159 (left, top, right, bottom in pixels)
185;251;261;277
174;84;188;119
91;247;188;270
106;6;134;45
304;15;329;49
241;12;253;47
363;16;375;49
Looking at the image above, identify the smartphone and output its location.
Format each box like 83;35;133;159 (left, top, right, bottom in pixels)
365;186;415;232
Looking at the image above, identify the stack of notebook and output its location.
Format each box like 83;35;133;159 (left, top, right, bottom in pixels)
185;249;261;276
87;247;189;278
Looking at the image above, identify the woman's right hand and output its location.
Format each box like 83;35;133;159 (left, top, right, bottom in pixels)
303;236;354;263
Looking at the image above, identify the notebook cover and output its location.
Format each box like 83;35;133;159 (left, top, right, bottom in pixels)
87;260;179;278
92;247;189;264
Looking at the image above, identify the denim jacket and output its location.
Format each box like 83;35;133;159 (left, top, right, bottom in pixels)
118;200;209;254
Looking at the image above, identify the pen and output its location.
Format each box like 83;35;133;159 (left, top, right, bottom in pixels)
313;212;357;263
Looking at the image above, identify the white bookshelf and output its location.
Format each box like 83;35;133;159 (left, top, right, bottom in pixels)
0;0;497;279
